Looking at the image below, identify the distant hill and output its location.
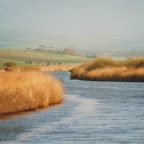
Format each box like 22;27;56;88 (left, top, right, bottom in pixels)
32;48;46;52
0;49;92;67
85;48;144;59
29;47;85;57
63;47;76;55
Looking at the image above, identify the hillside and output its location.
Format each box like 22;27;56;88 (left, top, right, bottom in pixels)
0;49;92;67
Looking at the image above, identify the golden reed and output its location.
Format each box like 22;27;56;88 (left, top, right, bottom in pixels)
0;72;63;115
7;65;76;72
71;58;144;82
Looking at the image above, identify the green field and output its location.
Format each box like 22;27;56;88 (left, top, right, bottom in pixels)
0;49;92;67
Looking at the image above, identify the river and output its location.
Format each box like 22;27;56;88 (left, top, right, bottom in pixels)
0;72;144;144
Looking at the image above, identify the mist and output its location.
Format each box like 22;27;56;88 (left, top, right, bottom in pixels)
0;0;144;50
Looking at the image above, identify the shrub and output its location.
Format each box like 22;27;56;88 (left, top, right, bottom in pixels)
3;61;17;71
25;60;32;64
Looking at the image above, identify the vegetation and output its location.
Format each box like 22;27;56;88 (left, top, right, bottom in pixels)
0;49;92;67
0;71;63;115
3;61;17;71
40;64;76;72
0;64;76;72
19;66;41;72
70;58;144;82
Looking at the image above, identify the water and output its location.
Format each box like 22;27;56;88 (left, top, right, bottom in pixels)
0;72;144;144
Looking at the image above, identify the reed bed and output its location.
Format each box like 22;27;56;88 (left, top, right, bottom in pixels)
40;65;76;72
20;66;41;72
0;72;63;115
71;58;144;82
2;65;76;72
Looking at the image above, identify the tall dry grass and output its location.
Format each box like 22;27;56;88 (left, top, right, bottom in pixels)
40;65;77;72
71;58;144;82
84;67;144;82
2;64;76;72
0;72;63;115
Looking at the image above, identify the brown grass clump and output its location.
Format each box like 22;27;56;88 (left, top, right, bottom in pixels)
124;57;144;68
86;58;119;70
71;58;144;82
0;72;63;115
84;67;144;82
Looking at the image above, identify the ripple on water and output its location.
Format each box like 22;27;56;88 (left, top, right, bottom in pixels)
0;72;144;144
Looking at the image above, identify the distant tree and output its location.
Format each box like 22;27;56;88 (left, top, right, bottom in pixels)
46;62;50;65
63;47;76;55
37;62;40;65
3;61;17;71
26;60;32;64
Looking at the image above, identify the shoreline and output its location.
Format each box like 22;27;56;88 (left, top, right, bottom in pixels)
0;101;63;120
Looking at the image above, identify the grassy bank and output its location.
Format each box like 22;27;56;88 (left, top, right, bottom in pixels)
0;49;91;66
0;72;63;115
71;58;144;82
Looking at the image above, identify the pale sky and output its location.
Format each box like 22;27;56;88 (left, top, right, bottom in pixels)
0;0;144;49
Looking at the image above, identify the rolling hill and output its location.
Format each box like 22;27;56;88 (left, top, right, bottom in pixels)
0;49;92;67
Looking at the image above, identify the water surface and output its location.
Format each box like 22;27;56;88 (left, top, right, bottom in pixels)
0;72;144;144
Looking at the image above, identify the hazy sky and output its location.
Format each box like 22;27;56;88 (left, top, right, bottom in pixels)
0;0;144;49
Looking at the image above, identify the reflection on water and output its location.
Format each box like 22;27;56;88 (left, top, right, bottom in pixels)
0;72;144;144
